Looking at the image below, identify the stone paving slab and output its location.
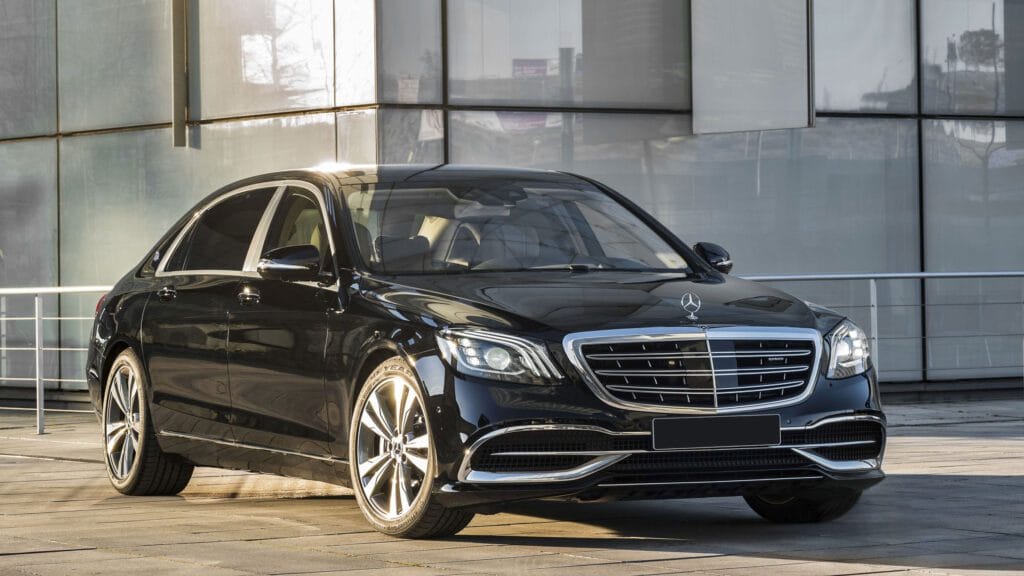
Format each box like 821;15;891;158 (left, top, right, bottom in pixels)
0;399;1022;575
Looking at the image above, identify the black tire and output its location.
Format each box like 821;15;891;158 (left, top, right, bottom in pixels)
102;349;194;496
744;488;862;523
349;357;474;538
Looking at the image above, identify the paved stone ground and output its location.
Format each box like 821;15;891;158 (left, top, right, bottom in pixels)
0;399;1022;576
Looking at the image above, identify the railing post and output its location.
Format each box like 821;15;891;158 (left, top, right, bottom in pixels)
35;294;44;435
869;278;880;375
1;295;6;381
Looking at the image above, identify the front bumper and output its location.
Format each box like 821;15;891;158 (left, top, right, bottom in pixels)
415;350;886;509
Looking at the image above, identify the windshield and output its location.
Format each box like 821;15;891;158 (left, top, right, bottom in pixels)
342;178;690;274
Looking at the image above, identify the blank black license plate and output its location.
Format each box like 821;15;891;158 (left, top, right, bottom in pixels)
652;414;781;450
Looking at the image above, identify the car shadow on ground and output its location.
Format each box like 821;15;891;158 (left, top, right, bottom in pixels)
449;473;1024;572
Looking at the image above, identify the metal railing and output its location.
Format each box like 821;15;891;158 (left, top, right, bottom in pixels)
1;272;1022;435
0;286;111;434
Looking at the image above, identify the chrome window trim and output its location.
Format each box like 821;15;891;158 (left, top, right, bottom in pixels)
249;180;339;275
562;326;824;415
155;182;286;277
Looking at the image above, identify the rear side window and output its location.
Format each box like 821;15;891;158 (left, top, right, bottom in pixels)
167;188;275;272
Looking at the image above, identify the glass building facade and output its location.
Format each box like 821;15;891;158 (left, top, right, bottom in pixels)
0;0;1022;391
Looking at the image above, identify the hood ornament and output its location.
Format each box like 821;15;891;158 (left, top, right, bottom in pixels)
681;292;701;321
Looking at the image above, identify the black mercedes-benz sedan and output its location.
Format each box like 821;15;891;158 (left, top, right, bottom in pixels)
87;164;884;538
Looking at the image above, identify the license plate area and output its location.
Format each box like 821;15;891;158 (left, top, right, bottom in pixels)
652;414;781;450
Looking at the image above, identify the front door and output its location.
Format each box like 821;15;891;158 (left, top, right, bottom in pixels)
226;186;334;457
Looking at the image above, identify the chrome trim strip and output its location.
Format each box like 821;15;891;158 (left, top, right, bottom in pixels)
488;440;877;457
585;349;811;360
606;380;805;395
457;424;645;484
158;430;347;465
792;449;880;472
594;364;809;377
242;187;286;272
779;413;887;431
597;475;824;488
563;326;824;415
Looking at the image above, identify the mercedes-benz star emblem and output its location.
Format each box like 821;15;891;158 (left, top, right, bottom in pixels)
681;292;701;321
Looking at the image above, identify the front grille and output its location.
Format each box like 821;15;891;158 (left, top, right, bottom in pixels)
578;333;817;409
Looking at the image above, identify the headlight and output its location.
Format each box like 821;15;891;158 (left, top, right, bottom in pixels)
437;328;563;384
826;319;871;379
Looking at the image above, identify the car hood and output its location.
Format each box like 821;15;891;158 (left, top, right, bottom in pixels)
361;271;830;336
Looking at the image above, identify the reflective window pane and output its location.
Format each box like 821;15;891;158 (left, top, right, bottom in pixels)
814;0;917;113
58;0;171;131
922;0;1024;115
335;0;377;105
692;0;810;134
191;0;334;119
0;0;56;138
179;188;275;271
923;119;1024;379
379;0;442;104
336;108;445;164
451;112;921;379
0;139;57;288
448;0;690;109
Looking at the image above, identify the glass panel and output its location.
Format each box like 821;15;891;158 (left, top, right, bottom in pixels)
58;0;171;131
0;0;56;138
380;108;444;164
340;180;690;274
813;0;917;113
335;108;445;164
262;189;329;257
691;0;810;134
923;119;1024;379
451;112;922;380
0;139;58;288
448;0;690;108
179;188;275;271
378;0;442;104
922;0;1024;115
190;0;334;119
60;114;335;288
335;0;377;105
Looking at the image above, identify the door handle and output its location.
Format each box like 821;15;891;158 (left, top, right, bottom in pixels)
237;287;261;306
156;286;177;302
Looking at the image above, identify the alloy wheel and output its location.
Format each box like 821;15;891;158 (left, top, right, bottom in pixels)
104;363;142;480
355;376;431;520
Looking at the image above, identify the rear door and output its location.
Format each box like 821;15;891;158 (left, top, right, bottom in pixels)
226;184;335;457
143;185;278;441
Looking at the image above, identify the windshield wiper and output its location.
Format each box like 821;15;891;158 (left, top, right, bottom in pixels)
526;263;596;272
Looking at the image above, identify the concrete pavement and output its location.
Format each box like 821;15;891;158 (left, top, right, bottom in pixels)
0;399;1022;575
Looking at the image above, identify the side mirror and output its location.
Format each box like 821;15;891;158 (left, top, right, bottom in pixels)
257;244;321;282
694;242;733;274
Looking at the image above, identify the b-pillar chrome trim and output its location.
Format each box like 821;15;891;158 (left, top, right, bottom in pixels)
562;326;824;415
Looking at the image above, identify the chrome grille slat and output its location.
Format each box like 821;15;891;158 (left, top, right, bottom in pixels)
595;364;809;377
567;328;821;412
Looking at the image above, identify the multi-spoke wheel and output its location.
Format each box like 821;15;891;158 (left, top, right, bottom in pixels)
104;362;142;480
349;358;474;538
101;349;193;495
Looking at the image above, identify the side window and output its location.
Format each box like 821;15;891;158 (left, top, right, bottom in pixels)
262;188;330;259
167;187;275;272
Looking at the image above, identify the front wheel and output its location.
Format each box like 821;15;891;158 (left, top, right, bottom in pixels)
349;358;473;538
744;488;862;523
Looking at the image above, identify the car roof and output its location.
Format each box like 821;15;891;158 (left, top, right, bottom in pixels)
252;164;587;189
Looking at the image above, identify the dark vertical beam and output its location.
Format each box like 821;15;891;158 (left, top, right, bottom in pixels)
806;0;816;127
916;0;929;382
171;0;187;147
441;0;450;164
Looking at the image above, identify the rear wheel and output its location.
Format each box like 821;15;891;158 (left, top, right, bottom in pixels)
744;488;861;523
349;358;474;538
102;349;193;495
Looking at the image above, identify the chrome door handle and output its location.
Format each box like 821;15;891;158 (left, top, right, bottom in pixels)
156;286;177;302
237;287;261;306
